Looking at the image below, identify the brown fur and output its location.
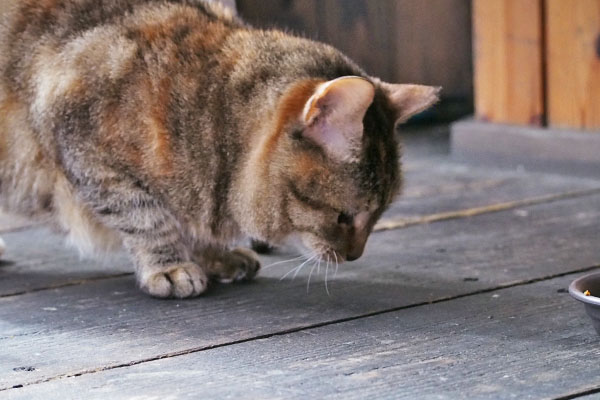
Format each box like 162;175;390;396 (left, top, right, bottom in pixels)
0;0;438;298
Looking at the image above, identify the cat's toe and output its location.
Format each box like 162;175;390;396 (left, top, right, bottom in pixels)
214;247;261;283
141;263;208;298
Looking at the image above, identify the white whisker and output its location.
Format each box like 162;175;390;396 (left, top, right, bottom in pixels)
262;255;304;270
292;254;315;280
325;255;330;296
333;251;339;278
279;254;315;281
306;257;320;293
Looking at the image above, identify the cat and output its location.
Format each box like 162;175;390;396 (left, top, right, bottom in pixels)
0;0;439;298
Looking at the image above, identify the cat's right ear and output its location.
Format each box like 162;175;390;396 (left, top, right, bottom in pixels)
300;76;375;161
379;82;441;124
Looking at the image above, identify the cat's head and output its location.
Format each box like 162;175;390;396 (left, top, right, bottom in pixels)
239;76;439;262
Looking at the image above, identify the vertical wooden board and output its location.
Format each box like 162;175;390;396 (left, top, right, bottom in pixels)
317;0;395;80
236;0;319;38
473;0;544;125
546;0;600;131
237;0;473;101
393;0;473;98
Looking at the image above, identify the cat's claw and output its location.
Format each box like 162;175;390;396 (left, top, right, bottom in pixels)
140;262;208;298
212;248;261;283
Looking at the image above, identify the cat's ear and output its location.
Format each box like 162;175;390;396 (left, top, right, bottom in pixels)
379;82;441;124
301;76;375;161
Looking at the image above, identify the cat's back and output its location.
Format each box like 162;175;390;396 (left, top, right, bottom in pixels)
0;0;241;90
0;0;242;221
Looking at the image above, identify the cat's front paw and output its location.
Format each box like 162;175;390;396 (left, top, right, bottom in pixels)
211;248;261;283
139;262;208;298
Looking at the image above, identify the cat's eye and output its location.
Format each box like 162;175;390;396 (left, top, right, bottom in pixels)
337;212;354;226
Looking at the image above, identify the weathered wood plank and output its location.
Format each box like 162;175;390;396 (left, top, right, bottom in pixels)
451;119;600;178
571;390;600;399
4;274;599;400
473;0;544;125
0;228;131;297
0;194;599;389
387;160;600;220
546;0;600;130
3;156;598;297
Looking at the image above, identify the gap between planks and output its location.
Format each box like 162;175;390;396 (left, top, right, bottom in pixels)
3;262;600;393
0;273;133;299
2;186;600;299
554;385;600;400
373;187;600;232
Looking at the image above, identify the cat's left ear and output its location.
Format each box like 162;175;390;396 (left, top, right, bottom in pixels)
301;76;375;161
379;82;441;124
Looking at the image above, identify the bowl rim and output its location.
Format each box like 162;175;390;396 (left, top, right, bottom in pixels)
569;271;600;306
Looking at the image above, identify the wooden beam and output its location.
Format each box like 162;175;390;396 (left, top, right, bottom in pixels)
393;0;472;99
546;0;600;131
473;0;544;126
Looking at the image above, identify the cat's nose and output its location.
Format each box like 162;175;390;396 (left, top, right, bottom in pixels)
345;231;368;261
346;250;362;262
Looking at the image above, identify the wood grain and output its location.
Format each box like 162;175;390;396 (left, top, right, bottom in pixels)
236;0;473;100
473;0;544;126
0;228;131;297
385;160;600;220
546;0;600;131
392;0;472;98
2;158;599;297
451;119;600;178
1;194;599;389
3;274;599;399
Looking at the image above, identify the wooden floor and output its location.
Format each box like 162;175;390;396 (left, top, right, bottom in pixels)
1;126;600;399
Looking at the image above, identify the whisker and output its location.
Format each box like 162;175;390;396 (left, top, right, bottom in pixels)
280;254;315;281
262;255;304;270
324;254;330;296
333;251;339;278
292;254;315;280
317;256;321;275
306;257;320;293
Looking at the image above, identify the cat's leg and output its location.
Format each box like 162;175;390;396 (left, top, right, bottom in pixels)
125;226;208;298
0;237;5;258
194;246;261;284
79;179;208;298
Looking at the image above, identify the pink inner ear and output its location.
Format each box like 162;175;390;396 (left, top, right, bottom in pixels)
302;76;375;161
304;117;359;159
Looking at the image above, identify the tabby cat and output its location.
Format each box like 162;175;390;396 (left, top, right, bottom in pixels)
0;0;439;298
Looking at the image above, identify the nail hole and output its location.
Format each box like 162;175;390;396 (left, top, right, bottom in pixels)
13;366;36;372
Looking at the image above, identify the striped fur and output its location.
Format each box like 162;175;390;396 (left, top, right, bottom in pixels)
0;0;437;297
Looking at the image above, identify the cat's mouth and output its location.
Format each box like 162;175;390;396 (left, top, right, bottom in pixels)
293;233;346;264
307;241;346;264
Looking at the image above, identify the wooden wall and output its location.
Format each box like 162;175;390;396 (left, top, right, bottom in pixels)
545;0;600;130
472;0;544;126
473;0;600;131
237;0;473;119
